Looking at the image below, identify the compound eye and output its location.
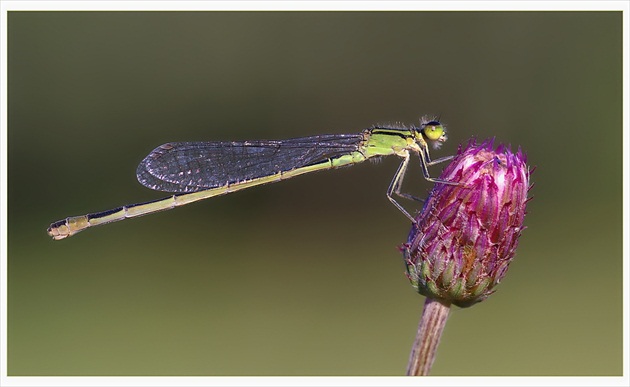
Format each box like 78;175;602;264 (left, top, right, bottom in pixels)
423;121;445;141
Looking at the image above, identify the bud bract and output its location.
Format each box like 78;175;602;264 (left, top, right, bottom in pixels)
403;139;531;307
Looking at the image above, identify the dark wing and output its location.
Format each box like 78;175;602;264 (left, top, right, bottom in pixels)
136;134;365;193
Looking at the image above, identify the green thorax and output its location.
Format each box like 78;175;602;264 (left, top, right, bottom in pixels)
361;127;418;158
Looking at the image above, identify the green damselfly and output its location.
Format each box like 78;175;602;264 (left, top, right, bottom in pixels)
48;116;452;240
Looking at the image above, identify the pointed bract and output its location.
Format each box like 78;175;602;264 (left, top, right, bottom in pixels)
403;139;531;307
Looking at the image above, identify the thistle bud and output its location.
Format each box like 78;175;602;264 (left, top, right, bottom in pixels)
403;139;531;308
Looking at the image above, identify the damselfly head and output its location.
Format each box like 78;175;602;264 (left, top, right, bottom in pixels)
418;117;448;150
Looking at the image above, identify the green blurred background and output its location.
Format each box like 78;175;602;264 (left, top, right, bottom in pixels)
7;11;623;376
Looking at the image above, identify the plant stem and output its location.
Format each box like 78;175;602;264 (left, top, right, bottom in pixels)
406;297;451;376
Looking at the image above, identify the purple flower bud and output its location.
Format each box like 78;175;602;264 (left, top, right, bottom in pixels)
402;139;531;308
